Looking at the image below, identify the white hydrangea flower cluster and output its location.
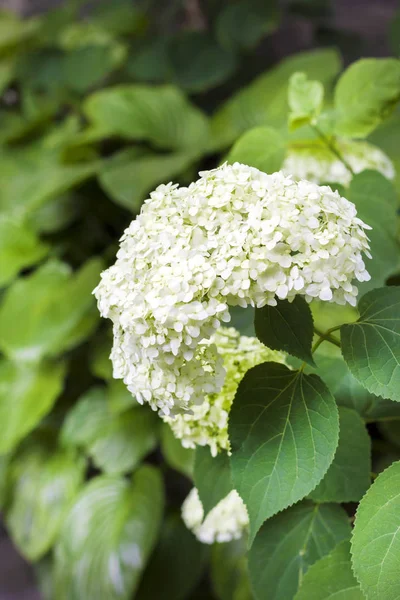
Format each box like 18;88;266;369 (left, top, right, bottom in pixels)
283;139;395;187
163;327;286;456
182;488;249;544
94;162;371;415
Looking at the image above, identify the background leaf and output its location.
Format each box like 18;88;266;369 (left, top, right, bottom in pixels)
211;537;253;600
248;501;351;600
0;359;65;454
229;363;339;542
54;466;164;600
0;216;48;287
288;72;324;130
136;515;209;600
347;170;400;294
211;48;341;150
0;259;102;362
227;126;285;173
334;58;400;138
6;442;85;560
160;424;194;479
84;85;210;152
194;448;233;516
61;387;158;475
99;148;193;211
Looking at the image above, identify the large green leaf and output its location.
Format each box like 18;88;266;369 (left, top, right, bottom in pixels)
84;85;210;152
61;387;158;475
0;259;102;362
341;287;400;402
194;448;233;516
168;31;236;93
211;537;253;600
99;148;193;212
347;171;400;294
351;461;400;599
54;467;164;600
334;58;400;138
0;216;48;287
295;540;364;600
160;424;194;479
136;515;209;600
309;407;371;503
226;126;286;173
6;442;85;561
0;359;65;455
229;363;339;542
255;297;315;366
211;48;341;149
248;501;351;600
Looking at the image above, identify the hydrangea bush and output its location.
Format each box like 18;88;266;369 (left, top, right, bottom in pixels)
1;3;400;600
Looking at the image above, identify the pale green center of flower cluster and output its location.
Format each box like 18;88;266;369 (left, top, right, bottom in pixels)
163;326;286;456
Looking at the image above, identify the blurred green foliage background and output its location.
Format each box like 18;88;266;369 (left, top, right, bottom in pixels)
0;1;400;598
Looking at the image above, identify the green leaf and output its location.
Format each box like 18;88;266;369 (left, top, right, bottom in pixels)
334;58;400;138
136;515;209;600
61;387;158;475
0;216;48;287
54;466;164;600
229;305;255;337
28;192;80;235
107;379;138;414
378;420;400;448
227;126;286;173
248;501;351;600
0;359;65;455
160;424;194;479
194;448;233;516
341;287;400;402
124;38;170;83
99;148;193;212
294;540;364;600
168;31;236;93
0;11;40;55
84;85;210;152
216;0;279;52
309;348;400;422
229;363;339;542
288;72;324;130
309;407;371;503
211;48;341;150
64;43;126;93
255;297;315;366
347;170;400;294
0;258;102;362
211;537;253;600
351;460;400;599
0;145;98;219
6;442;85;561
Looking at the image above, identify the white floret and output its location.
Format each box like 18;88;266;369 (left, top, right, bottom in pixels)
181;488;249;544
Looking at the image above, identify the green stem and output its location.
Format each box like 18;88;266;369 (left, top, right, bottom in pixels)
311;124;355;176
313;326;341;349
